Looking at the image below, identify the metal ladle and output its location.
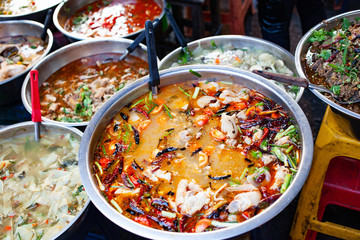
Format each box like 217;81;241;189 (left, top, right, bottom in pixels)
30;70;42;141
145;20;160;95
252;70;360;105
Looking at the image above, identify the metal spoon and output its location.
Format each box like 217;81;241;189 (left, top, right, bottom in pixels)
145;20;160;95
119;18;160;61
40;9;53;41
252;70;360;105
30;70;42;141
164;7;187;49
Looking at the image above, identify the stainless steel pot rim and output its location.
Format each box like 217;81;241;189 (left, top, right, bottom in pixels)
159;34;304;102
0;121;91;240
21;38;149;127
0;20;53;86
295;9;360;120
80;65;313;240
53;0;165;41
0;0;62;19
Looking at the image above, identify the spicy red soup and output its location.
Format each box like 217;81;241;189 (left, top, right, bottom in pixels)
65;0;162;38
39;53;148;123
92;80;301;232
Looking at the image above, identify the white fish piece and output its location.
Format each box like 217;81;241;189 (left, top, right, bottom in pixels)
270;165;290;190
247;169;271;187
227;191;262;213
221;113;238;139
252;129;264;142
175;179;210;216
275;136;290;146
262;154;277;165
197;96;217;108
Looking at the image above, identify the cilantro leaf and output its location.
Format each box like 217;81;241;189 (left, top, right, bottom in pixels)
319;49;331;60
330;85;341;95
342;18;351;30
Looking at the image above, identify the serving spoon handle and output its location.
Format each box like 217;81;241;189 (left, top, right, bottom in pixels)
41;9;53;41
30;70;42;141
119;18;160;61
145;20;160;95
252;70;360;104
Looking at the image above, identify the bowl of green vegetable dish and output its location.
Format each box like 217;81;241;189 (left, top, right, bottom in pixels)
295;9;360;120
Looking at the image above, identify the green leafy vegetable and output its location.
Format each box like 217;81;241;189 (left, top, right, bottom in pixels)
330;85;341;95
319;49;331;60
342;17;351;30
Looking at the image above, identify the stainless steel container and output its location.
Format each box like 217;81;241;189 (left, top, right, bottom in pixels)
79;65;313;240
21;38;151;127
159;35;304;102
0;20;53;106
53;0;165;42
295;9;360;120
0;0;61;22
0;121;90;240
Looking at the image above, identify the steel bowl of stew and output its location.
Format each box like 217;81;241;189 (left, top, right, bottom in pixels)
0;121;90;240
295;9;360;120
53;0;165;42
21;38;152;127
0;20;53;106
79;65;313;239
0;0;62;22
159;35;304;102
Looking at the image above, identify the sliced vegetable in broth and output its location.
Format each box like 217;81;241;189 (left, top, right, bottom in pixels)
92;80;301;232
0;131;87;239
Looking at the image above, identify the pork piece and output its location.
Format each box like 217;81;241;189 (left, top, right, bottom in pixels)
64;93;80;110
227;190;262;213
89;77;110;89
175;179;210;216
48;103;60;113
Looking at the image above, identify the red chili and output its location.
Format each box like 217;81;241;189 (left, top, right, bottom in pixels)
134;216;150;226
256;127;269;146
99;157;111;168
131;107;149;119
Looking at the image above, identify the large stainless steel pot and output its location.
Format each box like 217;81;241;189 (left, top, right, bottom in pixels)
159;35;304;102
79;65;313;240
21;38;152;127
0;20;53;106
0;0;61;22
0;121;90;240
295;9;360;120
53;0;165;42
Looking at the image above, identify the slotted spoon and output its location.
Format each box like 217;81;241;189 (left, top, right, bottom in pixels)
252;70;360;104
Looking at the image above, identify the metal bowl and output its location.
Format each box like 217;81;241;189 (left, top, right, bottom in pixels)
0;121;90;240
21;38;152;127
0;0;61;22
79;65;313;240
53;0;165;42
295;9;360;120
159;35;304;102
0;20;53;106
